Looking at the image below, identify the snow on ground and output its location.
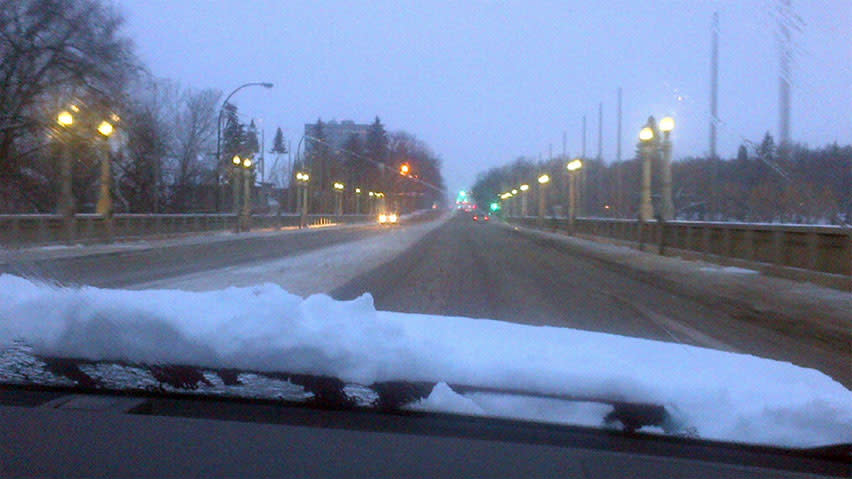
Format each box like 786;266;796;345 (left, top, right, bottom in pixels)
131;218;447;295
0;220;365;265
1;274;850;448
698;265;759;274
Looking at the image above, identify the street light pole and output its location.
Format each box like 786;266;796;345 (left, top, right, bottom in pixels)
242;157;253;232
215;82;273;212
333;182;344;217
638;117;656;223
566;159;583;233
231;155;242;232
355;188;362;215
296;172;310;228
56;110;75;244
537;174;550;226
519;184;529;217
659;116;675;221
95;119;116;240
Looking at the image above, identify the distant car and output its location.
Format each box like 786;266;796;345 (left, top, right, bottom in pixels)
378;213;399;225
472;213;490;222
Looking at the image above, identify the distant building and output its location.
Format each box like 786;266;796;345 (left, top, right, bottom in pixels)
304;120;369;153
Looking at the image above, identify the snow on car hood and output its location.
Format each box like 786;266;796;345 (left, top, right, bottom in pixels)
0;274;850;447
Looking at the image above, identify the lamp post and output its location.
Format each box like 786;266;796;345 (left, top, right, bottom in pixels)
519;184;529;217
566;159;583;232
215;82;273;212
638;117;656;223
537;174;550;226
659;116;675;220
355;187;362;215
241;156;253;232
296;172;310;228
333;182;344;217
95;118;116;240
231;155;243;232
56;109;75;244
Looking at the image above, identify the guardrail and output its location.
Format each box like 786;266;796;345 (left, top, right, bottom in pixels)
509;216;852;279
0;213;374;248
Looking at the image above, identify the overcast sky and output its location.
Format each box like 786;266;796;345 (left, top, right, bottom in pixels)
118;0;851;196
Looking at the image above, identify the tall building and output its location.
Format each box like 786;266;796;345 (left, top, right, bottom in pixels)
304;120;370;154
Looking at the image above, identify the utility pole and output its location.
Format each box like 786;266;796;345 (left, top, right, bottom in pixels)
778;0;793;157
616;87;623;216
580;115;587;217
710;11;720;218
598;102;604;217
597;102;603;162
616;88;623;163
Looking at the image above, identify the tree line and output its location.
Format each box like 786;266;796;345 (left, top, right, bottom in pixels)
0;0;445;215
296;117;446;213
472;133;851;225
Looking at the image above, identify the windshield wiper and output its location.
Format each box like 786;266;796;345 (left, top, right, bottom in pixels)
10;351;685;435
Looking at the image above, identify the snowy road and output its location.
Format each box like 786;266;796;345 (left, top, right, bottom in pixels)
332;213;852;390
0;218;440;289
3;210;849;389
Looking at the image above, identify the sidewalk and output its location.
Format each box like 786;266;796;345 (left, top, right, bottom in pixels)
505;222;852;357
0;222;368;266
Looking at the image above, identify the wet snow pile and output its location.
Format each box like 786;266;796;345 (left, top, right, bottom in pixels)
0;274;850;448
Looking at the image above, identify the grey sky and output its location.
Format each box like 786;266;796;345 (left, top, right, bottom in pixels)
119;0;851;196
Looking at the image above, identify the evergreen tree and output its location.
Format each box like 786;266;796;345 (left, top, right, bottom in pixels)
222;104;247;163
271;127;287;154
245;119;260;156
737;144;748;162
364;116;388;191
308;118;330;191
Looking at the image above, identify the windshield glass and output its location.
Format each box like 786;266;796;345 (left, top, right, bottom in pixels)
0;0;850;451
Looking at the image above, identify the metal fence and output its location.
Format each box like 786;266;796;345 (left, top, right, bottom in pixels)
0;213;373;248
509;216;852;278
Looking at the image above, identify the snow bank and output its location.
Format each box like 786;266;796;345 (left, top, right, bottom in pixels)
0;274;850;447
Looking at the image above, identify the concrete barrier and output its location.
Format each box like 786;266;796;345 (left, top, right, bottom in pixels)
0;213;375;248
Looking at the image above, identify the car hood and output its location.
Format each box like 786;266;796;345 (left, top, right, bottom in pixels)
0;274;850;448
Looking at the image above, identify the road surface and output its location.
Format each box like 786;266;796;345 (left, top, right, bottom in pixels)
0;223;393;288
2;211;848;388
332;213;851;389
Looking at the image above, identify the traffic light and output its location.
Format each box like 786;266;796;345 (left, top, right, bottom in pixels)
400;163;410;175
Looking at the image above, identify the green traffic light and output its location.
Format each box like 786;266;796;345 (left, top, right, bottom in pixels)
490;202;500;211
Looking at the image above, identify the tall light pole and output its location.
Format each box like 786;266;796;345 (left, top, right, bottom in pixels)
659;116;675;220
638;118;656;222
215;82;273;212
355;187;362;214
241;156;253;232
296;172;310;228
231;155;243;231
56;109;75;244
519;184;529;217
95;118;116;240
567;159;583;232
333;182;344;217
537;174;550;226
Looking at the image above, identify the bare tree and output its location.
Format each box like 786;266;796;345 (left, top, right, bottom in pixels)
115;77;175;213
0;0;136;210
169;88;220;211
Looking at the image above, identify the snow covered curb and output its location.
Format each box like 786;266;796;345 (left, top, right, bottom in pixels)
1;274;850;447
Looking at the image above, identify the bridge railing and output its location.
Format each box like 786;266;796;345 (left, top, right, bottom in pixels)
0;213;374;248
508;216;852;278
